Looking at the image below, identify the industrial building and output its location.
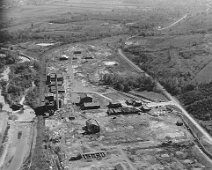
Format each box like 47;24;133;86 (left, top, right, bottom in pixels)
50;86;65;93
81;102;100;110
107;107;140;115
49;81;63;86
47;73;63;84
126;100;142;107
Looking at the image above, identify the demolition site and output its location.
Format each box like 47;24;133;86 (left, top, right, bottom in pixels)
40;42;212;170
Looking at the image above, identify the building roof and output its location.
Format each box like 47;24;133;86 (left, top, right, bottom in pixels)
49;73;63;79
50;86;65;92
107;107;140;115
107;102;122;108
83;102;100;107
73;51;82;54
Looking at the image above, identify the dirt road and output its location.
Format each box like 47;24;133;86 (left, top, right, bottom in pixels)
157;14;188;31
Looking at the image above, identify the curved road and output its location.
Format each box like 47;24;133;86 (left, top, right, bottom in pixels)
118;48;212;145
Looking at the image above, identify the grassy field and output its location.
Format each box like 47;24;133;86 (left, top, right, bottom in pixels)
124;33;212;88
2;0;205;43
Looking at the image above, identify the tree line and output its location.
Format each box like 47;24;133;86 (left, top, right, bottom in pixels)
101;73;156;92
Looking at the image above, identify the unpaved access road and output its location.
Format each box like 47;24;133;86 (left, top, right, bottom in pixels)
157;14;188;31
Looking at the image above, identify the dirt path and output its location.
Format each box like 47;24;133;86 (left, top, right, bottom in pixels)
157;14;188;31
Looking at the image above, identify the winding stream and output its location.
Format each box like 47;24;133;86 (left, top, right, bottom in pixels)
0;67;36;170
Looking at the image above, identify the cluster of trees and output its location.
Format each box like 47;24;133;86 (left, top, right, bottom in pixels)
186;99;212;121
0;51;17;71
25;87;39;108
158;77;196;96
123;48;197;96
6;61;40;106
123;48;148;66
101;73;155;92
179;82;212;105
176;82;212;135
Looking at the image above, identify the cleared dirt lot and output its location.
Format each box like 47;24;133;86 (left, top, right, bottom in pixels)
39;38;212;169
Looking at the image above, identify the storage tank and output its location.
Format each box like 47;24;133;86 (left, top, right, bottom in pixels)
85;119;100;134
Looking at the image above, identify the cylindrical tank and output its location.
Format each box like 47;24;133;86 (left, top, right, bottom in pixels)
86;119;100;134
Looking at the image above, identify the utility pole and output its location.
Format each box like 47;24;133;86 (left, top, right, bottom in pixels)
55;74;59;110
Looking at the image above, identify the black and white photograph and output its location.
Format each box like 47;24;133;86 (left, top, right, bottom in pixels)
0;0;212;169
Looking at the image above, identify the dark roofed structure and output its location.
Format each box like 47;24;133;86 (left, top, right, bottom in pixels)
107;107;140;115
107;102;122;108
50;86;65;93
81;102;100;110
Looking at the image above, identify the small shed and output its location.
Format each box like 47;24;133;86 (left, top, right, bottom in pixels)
125;100;134;105
140;105;151;112
50;86;65;93
49;73;63;82
49;81;63;86
59;54;69;61
73;51;82;55
107;102;122;108
45;93;54;101
132;100;142;107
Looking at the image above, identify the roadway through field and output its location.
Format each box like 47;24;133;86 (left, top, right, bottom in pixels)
157;14;188;31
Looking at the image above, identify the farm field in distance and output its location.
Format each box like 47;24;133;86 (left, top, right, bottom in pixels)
1;0;212;170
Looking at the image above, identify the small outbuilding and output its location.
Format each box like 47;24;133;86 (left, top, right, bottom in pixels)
49;73;63;82
107;102;122;108
140;105;151;112
50;86;65;93
73;51;82;55
59;54;69;61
